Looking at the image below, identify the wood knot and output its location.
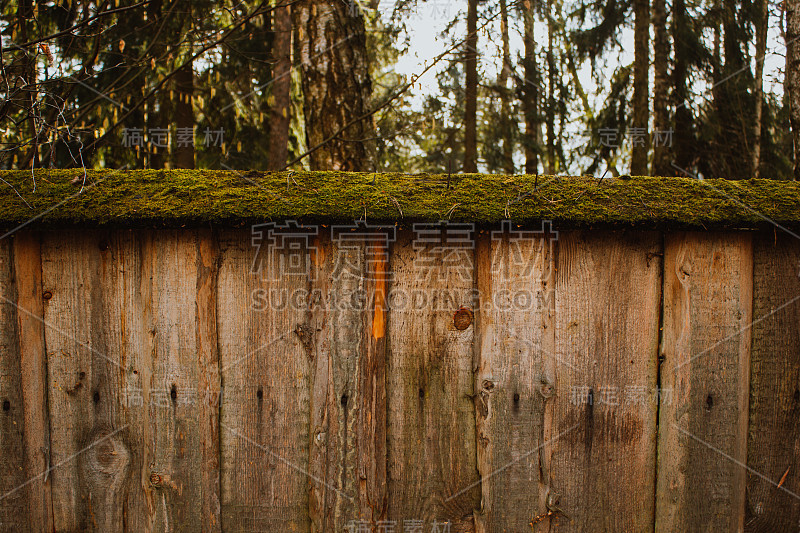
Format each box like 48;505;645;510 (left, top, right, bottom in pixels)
453;307;473;330
294;323;314;358
150;472;162;486
42;290;52;300
539;380;555;398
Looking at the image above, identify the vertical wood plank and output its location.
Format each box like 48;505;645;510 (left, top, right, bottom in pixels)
11;231;53;532
745;231;800;531
386;227;479;531
42;228;127;532
147;229;217;531
656;232;752;533
196;228;222;532
42;228;217;532
472;224;556;532
217;226;311;532
551;230;661;532
307;226;389;531
0;237;29;532
107;228;155;532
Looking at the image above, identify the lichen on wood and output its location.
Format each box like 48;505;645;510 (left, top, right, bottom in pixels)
1;169;800;228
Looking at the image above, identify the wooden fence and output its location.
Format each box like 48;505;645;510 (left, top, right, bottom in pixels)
1;223;798;532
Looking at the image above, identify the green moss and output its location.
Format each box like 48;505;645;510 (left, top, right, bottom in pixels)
0;169;799;229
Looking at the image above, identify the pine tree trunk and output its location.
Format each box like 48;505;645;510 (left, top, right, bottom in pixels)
463;0;479;173
174;61;195;169
672;0;691;171
718;0;752;178
753;0;768;178
787;0;800;179
521;0;539;174
546;0;555;174
499;0;514;174
268;0;292;170
631;0;650;175
294;0;374;171
651;0;670;175
18;0;37;169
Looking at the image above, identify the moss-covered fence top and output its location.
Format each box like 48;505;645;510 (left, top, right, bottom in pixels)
1;169;799;229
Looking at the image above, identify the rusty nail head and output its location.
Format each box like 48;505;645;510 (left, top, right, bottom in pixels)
453;307;473;330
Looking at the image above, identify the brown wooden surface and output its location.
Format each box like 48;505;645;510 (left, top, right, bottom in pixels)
2;225;800;531
42;228;126;531
656;232;753;533
196;228;222;532
309;230;389;531
745;232;800;532
473;226;556;532
550;230;662;532
41;229;219;532
217;227;312;532
0;237;29;532
386;229;479;531
12;231;53;533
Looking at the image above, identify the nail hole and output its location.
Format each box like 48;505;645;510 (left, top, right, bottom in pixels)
794;390;799;402
78;371;86;380
170;385;177;400
257;387;263;400
2;400;9;412
93;391;100;404
513;393;520;404
133;370;138;375
587;389;594;405
418;388;425;399
340;394;348;406
706;395;713;410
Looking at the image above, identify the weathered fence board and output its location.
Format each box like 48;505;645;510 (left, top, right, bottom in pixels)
217;228;312;532
0;237;29;532
3;220;800;532
745;232;800;531
387;229;479;531
656;232;753;532
472;226;556;533
42;229;124;531
550;231;661;532
40;229;220;532
12;232;53;532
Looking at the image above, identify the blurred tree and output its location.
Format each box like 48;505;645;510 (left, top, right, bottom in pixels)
463;0;479;172
631;0;649;174
293;0;375;170
788;0;800;179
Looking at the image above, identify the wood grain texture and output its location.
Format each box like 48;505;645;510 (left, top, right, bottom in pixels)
473;226;557;532
386;228;479;531
745;231;800;532
196;228;222;532
217;227;311;532
308;227;389;531
656;232;753;533
41;228;126;532
11;231;53;533
0;236;28;533
42;228;217;532
550;230;661;532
